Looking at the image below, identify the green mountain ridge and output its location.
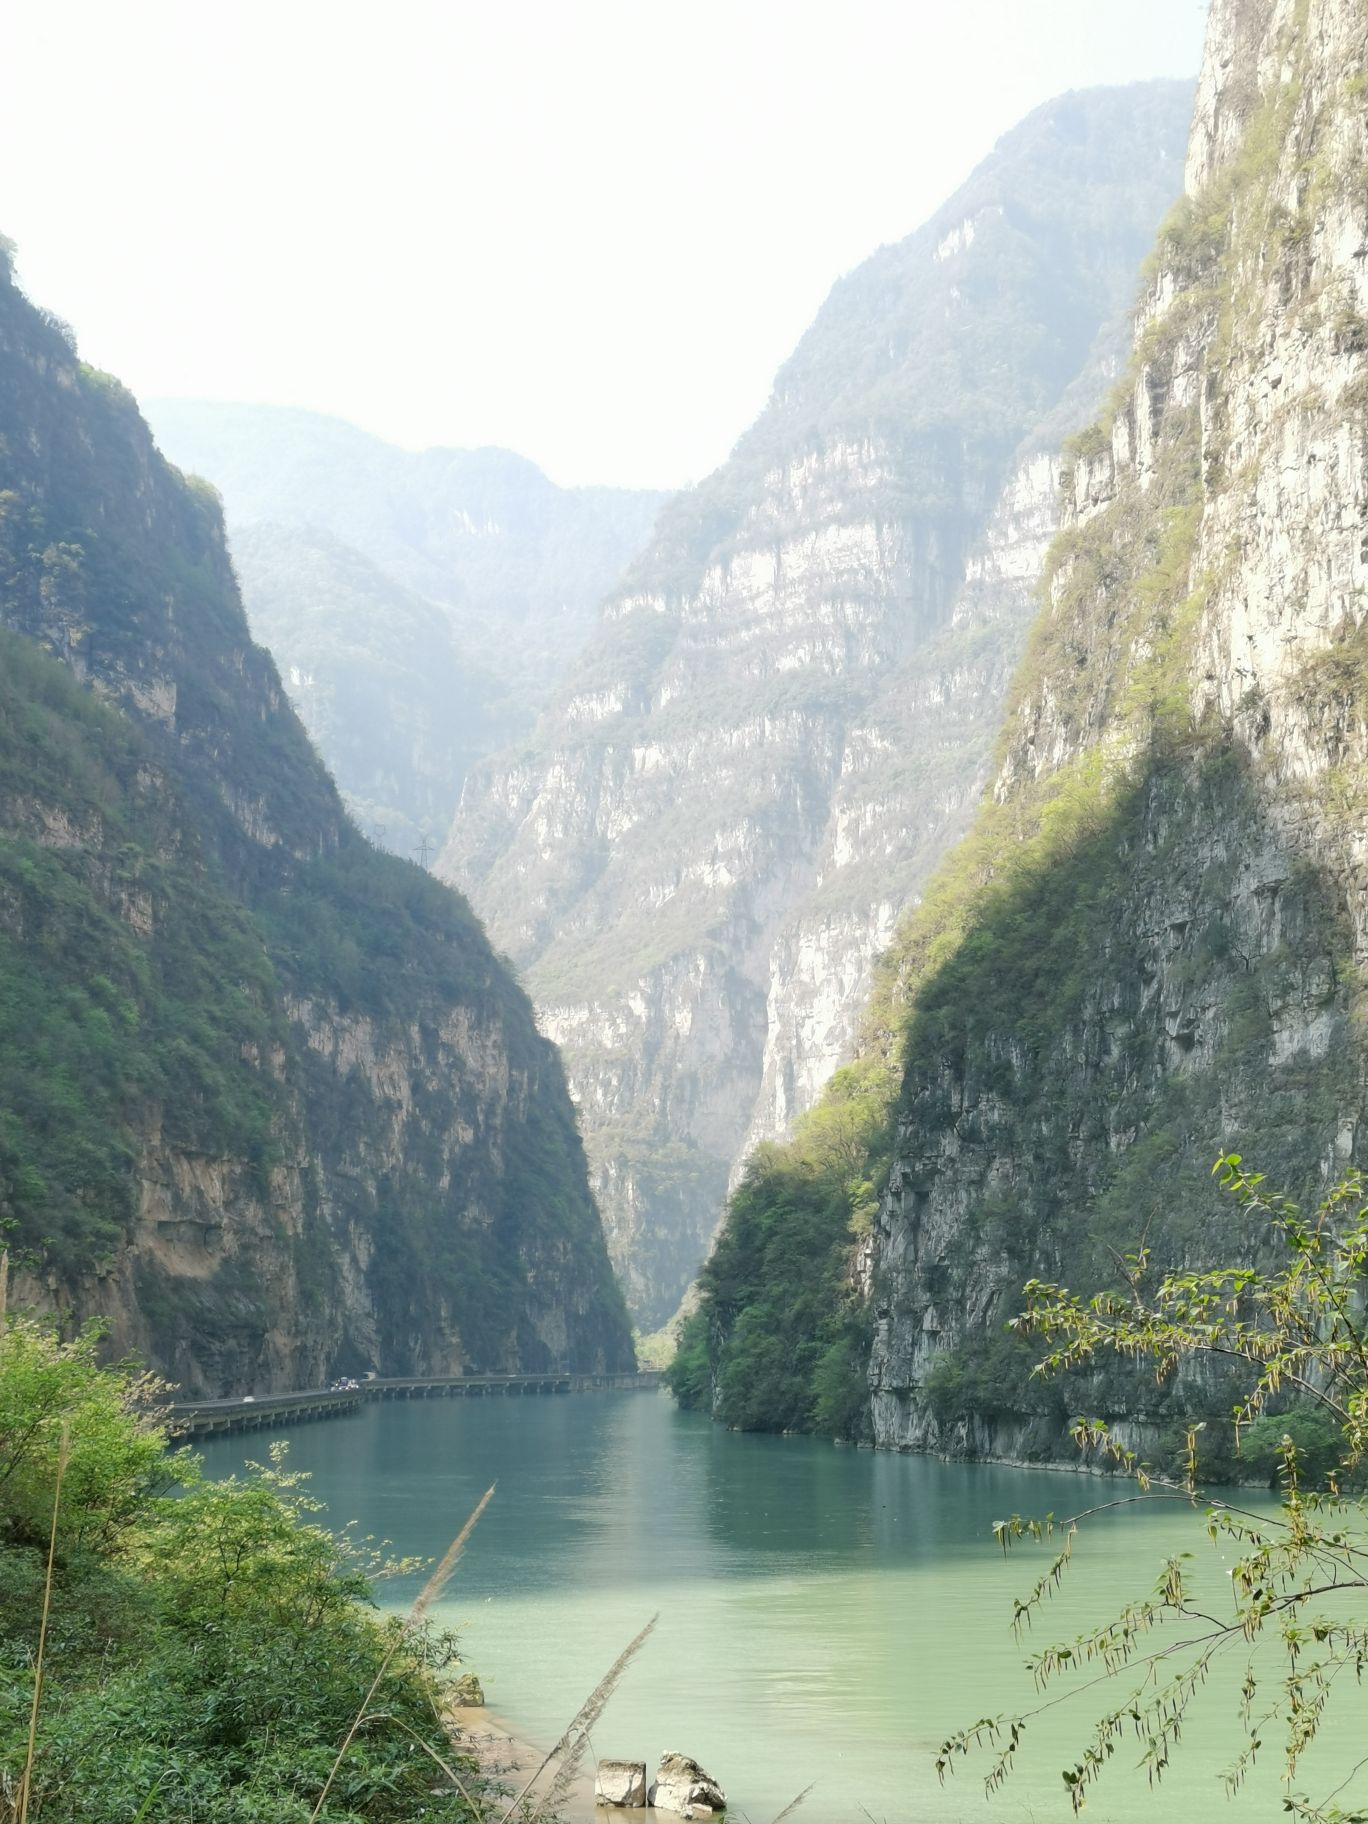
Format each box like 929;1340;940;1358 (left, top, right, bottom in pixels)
0;250;633;1393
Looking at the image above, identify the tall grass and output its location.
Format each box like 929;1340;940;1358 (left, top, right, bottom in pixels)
504;1613;658;1823
310;1484;496;1821
17;1425;68;1824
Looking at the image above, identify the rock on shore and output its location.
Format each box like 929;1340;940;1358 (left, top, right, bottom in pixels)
648;1752;726;1815
595;1759;648;1806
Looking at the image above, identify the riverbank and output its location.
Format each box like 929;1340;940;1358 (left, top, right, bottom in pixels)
449;1704;597;1821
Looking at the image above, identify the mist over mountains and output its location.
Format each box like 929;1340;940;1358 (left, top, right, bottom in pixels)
140;84;1199;1337
147;402;665;856
10;17;1351;1465
25;5;1368;1817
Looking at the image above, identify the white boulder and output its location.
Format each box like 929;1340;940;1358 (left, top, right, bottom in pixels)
647;1751;726;1815
595;1759;647;1807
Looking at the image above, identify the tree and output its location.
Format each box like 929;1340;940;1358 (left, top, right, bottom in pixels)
0;1313;171;1553
0;1313;489;1821
937;1155;1368;1822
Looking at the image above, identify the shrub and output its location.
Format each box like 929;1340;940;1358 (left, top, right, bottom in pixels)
0;1315;490;1822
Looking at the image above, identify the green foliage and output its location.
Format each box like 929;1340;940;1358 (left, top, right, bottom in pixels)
1237;1410;1346;1490
255;831;489;1021
683;1062;891;1437
0;251;634;1380
938;1157;1368;1821
0;1315;490;1822
922;1333;1046;1427
663;1311;711;1410
0;1319;170;1554
0;630;286;1278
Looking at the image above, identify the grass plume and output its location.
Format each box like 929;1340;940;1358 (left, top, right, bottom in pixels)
309;1482;495;1821
500;1612;659;1822
18;1422;69;1824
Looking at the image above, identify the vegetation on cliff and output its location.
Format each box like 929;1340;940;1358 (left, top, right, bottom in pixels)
0;630;285;1280
683;0;1368;1448
668;1062;888;1436
0;244;634;1389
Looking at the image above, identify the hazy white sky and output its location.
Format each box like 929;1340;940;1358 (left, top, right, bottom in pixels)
2;1;1207;489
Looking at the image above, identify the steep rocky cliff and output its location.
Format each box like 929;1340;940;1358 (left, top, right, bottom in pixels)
147;403;665;855
689;0;1368;1454
0;255;634;1393
444;83;1194;1326
868;0;1368;1458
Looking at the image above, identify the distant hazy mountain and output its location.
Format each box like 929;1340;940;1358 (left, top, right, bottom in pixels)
226;522;501;858
147;402;665;852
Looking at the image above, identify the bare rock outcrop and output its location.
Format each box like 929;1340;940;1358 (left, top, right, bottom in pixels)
594;1759;648;1806
445;84;1195;1325
648;1752;726;1816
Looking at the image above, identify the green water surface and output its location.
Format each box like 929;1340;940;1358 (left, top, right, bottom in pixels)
198;1391;1354;1823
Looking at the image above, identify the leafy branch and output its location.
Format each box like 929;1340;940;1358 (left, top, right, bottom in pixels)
939;1157;1368;1817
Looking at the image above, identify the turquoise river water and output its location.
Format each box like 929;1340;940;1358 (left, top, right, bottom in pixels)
198;1389;1357;1823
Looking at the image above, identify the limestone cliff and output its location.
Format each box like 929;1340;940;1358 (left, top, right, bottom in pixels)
444;83;1194;1326
0;256;634;1393
859;0;1368;1456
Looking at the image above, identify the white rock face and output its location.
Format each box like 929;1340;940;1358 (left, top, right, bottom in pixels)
448;433;1066;1324
443;87;1195;1325
594;1759;647;1806
648;1752;726;1815
737;447;1064;1172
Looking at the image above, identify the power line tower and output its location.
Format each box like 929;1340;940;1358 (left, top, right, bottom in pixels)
413;834;433;869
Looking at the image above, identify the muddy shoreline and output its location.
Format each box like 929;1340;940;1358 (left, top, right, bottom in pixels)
449;1702;598;1821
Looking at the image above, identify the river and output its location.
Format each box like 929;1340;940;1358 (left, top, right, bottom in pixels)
198;1389;1352;1822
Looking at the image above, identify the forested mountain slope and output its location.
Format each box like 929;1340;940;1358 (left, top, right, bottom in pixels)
147;402;665;854
686;0;1368;1452
444;82;1194;1325
0;253;634;1394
